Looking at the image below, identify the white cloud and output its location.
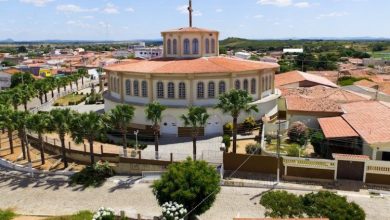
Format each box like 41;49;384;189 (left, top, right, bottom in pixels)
257;0;292;7
176;5;202;16
257;0;312;8
216;8;223;13
317;11;349;19
125;7;134;12
20;0;53;7
103;3;119;14
254;14;264;18
56;4;98;13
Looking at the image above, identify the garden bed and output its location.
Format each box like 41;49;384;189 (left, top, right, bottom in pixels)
53;93;86;106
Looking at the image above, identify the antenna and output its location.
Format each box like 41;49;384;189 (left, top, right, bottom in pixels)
188;0;193;27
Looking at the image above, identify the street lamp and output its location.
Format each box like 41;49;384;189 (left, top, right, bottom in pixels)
134;130;139;151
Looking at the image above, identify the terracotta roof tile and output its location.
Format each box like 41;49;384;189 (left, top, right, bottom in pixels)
286;96;343;113
276;71;338;88
161;27;218;33
104;57;279;74
332;154;370;161
318;117;359;138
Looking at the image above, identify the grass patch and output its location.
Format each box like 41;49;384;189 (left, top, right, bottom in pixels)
337;76;372;86
0;209;16;220
54;93;86;106
266;139;307;157
44;211;93;220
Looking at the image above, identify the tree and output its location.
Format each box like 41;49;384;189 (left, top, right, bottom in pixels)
287;121;309;146
180;106;209;160
0;105;17;154
70;111;106;164
105;105;135;157
10;88;22;110
26;113;51;165
49;109;74;168
77;68;88;86
34;80;48;104
301;191;365;220
215;90;258;153
14;111;31;162
153;158;221;219
1;60;16;67
260;191;304;218
145;102;166;159
11;72;35;88
19;84;36;112
17;46;28;53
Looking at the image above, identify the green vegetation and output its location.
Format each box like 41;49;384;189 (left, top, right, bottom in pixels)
222;134;231;152
153;158;221;218
70;161;114;187
287;121;309;146
1;60;16;67
245;143;262;155
54;93;86;106
337;76;372;86
44;211;94;220
0;209;17;220
11;72;35;87
260;190;365;220
145;101;167;159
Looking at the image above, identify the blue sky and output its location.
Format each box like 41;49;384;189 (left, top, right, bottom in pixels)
0;0;388;41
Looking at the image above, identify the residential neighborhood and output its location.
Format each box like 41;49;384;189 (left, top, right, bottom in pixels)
0;0;390;220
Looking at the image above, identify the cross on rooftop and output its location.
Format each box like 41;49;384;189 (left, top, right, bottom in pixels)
188;0;193;27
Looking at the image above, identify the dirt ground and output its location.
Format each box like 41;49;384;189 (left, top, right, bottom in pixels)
233;139;259;154
0;132;85;172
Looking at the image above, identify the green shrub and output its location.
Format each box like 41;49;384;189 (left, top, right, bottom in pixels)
44;211;93;220
70;161;114;187
245;143;262;155
222;135;231;151
242;117;257;132
0;209;16;220
223;122;233;134
286;144;301;157
302;191;365;220
265;134;273;145
310;131;325;155
287;122;308;146
138;143;148;150
260;191;304;218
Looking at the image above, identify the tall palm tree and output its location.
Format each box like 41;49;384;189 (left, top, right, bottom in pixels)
70;111;106;164
45;77;56;98
14;111;31;161
19;84;36;112
145;102;166;159
10;87;23;110
26;112;51;165
34;80;46;104
180;106;209;161
105;105;135;157
78;68;88;86
215;90;258;154
49;108;74;168
0;105;17;154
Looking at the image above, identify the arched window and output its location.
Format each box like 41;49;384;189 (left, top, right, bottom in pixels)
243;79;249;92
208;81;215;98
173;39;178;55
142;81;148;97
197;82;204;99
167;39;172;55
125;79;131;95
219;81;226;94
157;82;164;98
168;82;175;99
211;39;216;53
192;39;199;54
205;39;210;54
183;39;190;55
251;78;256;94
179;82;186;99
235;80;241;90
133;80;139;96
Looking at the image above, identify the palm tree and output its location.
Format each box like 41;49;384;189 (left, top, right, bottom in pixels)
145;102;166;159
105;105;135;157
49;108;74;168
180;106;209;160
78;68;88;86
70;111;106;164
14;111;31;162
34;80;46;104
10;87;23;110
0;105;17;154
19;84;36;112
45;77;56;98
215;90;258;153
26;113;51;165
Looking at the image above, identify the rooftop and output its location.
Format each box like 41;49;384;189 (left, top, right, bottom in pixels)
285;96;343;113
275;71;338;88
161;27;218;34
318;117;359;139
104;57;279;74
341;101;390;145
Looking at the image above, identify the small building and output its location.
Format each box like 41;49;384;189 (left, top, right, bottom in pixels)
134;47;163;60
283;48;304;54
275;71;338;89
234;51;251;60
363;58;390;67
112;50;130;58
0;69;12;90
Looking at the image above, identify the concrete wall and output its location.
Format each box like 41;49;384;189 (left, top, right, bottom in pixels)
223;153;279;174
114;157;172;175
366;173;390;185
286;167;334;180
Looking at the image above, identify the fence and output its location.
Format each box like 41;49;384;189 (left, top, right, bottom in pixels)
365;160;390;185
283;156;336;180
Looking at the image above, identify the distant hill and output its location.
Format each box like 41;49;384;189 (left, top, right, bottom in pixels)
0;38;14;43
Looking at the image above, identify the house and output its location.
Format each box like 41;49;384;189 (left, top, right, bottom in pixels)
363;58;390;67
280;86;370;128
0;68;12;90
319;101;390;161
134;47;163;59
235;51;251;60
283;48;304;54
275;71;338;88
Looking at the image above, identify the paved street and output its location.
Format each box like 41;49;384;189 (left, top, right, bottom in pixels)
0;167;389;220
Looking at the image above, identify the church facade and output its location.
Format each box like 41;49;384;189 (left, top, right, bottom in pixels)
103;1;280;137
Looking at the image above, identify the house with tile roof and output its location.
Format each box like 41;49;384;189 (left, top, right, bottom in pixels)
275;70;338;89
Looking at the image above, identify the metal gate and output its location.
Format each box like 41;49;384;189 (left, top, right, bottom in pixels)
337;160;365;181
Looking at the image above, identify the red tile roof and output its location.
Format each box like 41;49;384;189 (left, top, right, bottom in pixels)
341;101;390;145
318;117;359;138
161;27;218;33
275;71;338;88
332;154;370;161
285;96;343;113
104;57;279;74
